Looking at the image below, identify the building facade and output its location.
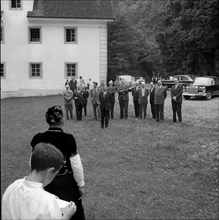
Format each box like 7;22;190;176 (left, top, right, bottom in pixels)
1;0;114;98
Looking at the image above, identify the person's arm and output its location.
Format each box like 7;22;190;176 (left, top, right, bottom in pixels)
70;154;85;199
70;154;85;187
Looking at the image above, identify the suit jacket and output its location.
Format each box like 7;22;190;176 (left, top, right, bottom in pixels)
99;91;111;111
137;88;149;104
107;86;116;103
132;87;139;102
91;88;100;105
118;84;129;101
149;87;155;104
81;90;89;105
171;83;183;103
154;86;167;105
73;90;84;106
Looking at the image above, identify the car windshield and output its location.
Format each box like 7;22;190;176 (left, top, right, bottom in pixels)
193;78;213;86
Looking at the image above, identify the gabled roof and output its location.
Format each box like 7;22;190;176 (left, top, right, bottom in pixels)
27;0;114;20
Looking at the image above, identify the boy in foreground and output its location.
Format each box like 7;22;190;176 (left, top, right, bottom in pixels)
2;142;76;220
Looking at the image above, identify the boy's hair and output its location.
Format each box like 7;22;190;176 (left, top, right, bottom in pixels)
31;143;64;172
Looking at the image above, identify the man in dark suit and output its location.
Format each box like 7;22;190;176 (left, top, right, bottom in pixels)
132;82;139;118
137;82;149;119
99;85;111;128
149;82;156;120
154;80;167;122
171;78;183;122
118;79;129;119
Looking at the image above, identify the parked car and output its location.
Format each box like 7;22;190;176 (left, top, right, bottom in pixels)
161;75;194;88
135;77;145;84
183;76;219;100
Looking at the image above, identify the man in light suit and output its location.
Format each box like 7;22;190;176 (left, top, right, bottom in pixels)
132;82;139;118
154;80;167;122
137;82;149;119
118;79;129;119
149;82;156;120
90;82;100;120
171;78;183;122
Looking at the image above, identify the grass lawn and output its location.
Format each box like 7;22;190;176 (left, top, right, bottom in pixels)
1;91;219;219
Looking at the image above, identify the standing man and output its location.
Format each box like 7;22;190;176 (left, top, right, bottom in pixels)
63;84;73;120
118;79;129;119
132;82;139;118
99;85;111;128
137;82;149;119
73;86;84;121
149;82;156;120
154;80;167;122
108;80;116;119
91;82;100;120
81;85;89;117
171;78;183;122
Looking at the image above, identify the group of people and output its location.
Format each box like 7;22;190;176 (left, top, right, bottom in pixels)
64;76;183;128
2;106;86;220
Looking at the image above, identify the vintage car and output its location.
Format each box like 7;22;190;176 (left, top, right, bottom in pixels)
135;77;145;84
162;75;194;88
183;76;219;100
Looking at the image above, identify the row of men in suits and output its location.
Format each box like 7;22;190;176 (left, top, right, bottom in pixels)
133;79;183;122
65;78;183;126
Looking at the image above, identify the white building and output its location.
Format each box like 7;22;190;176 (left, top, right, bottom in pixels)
1;0;114;98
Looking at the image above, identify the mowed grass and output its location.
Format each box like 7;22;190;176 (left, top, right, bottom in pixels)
1;91;219;219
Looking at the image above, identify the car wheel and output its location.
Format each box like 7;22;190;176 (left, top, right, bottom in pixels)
183;96;190;100
206;91;212;100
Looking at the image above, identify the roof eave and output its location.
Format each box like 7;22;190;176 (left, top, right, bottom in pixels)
27;15;115;21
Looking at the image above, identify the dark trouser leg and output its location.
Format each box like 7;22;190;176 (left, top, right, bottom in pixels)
155;104;159;121
119;100;124;119
124;101;129;118
176;103;182;122
172;102;177;122
79;105;83;120
160;104;164;121
93;104;97;119
143;103;147;119
151;103;155;119
139;103;142;118
101;108;105;127
75;105;80;120
105;110;109;127
84;104;87;116
134;101;139;117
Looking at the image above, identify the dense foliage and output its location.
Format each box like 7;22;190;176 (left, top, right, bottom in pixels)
107;0;219;81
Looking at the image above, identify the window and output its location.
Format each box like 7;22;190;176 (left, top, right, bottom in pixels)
65;63;77;78
0;63;6;78
11;0;21;9
65;28;77;43
29;63;42;78
29;27;41;43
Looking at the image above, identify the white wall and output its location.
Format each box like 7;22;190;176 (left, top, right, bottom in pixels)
1;0;109;98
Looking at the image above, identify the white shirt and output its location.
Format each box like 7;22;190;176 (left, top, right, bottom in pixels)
2;177;63;220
